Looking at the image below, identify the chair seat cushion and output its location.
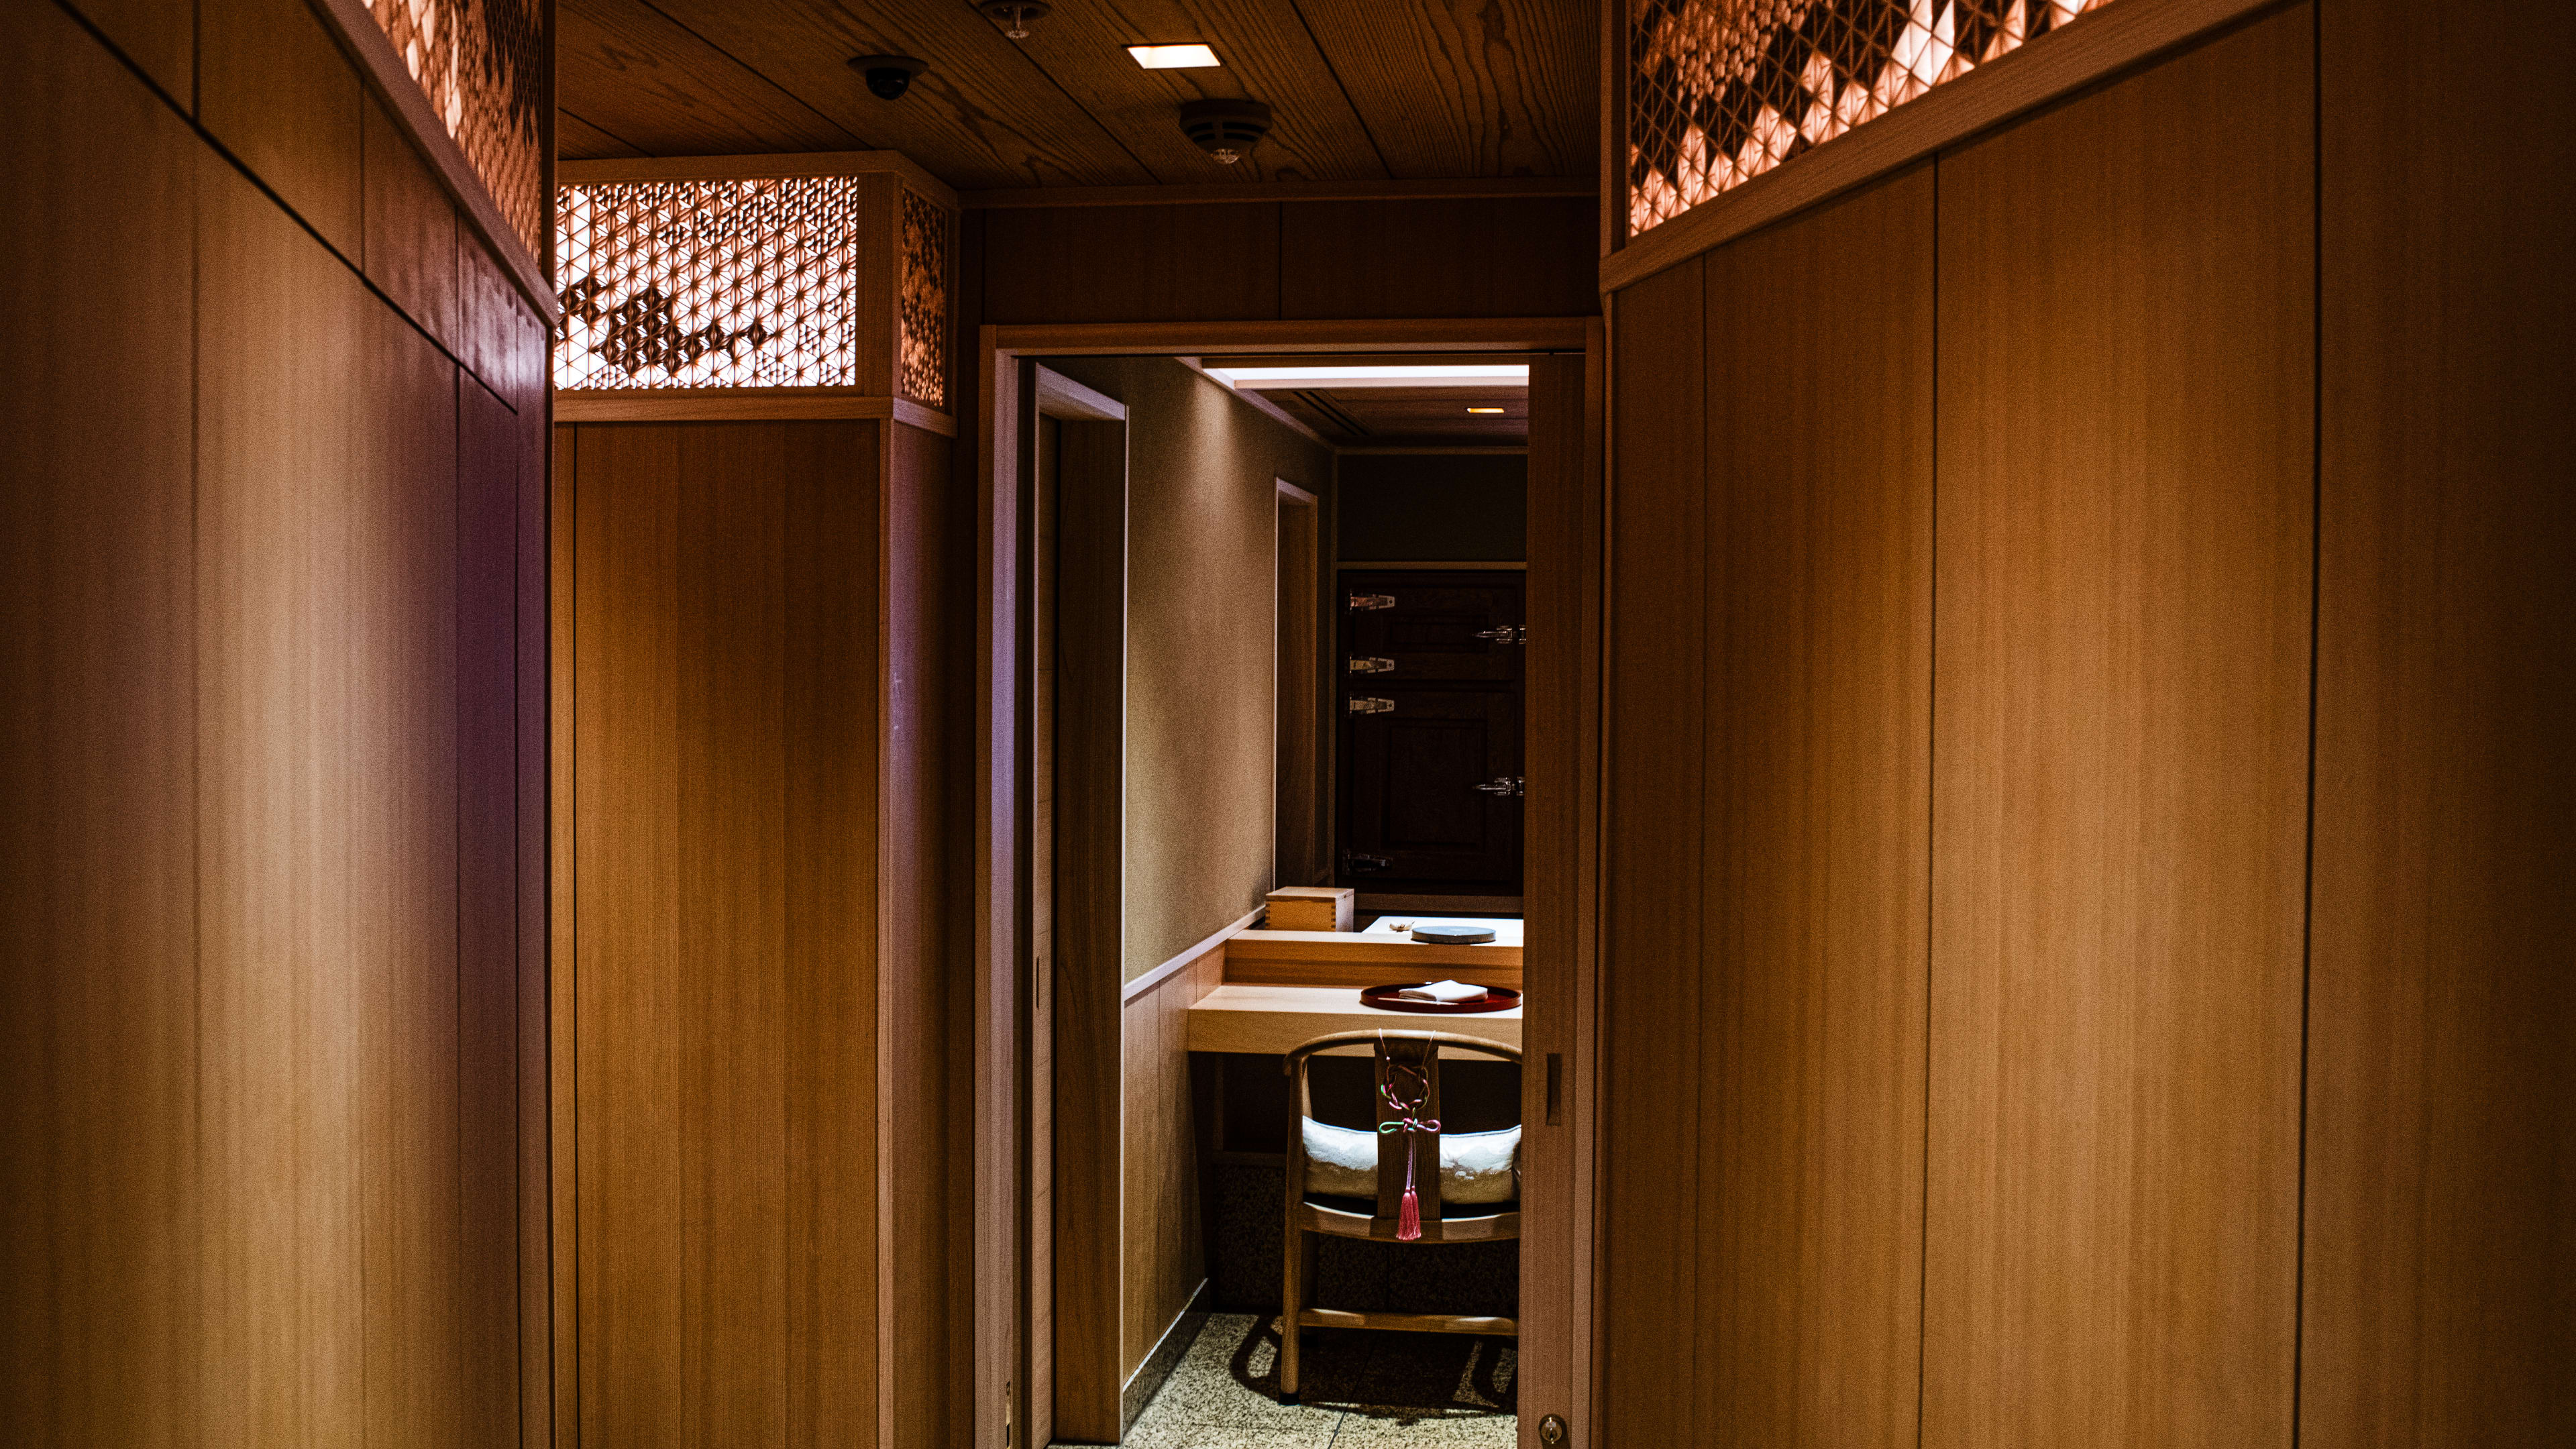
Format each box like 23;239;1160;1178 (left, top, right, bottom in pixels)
1301;1117;1521;1205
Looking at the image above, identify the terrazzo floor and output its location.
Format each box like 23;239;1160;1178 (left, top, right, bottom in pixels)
1059;1312;1516;1448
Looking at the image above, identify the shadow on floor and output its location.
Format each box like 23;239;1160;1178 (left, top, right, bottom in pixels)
1065;1312;1515;1448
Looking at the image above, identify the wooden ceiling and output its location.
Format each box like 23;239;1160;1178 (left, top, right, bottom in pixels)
1267;386;1527;446
557;0;1597;189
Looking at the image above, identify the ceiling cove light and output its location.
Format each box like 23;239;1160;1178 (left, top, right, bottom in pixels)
1207;364;1530;390
1128;43;1220;68
1466;407;1505;414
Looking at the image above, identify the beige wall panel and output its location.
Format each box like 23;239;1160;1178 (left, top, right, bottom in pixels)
1044;358;1334;981
1692;164;1934;1448
2306;1;2576;1442
0;5;200;1441
1926;12;2314;1446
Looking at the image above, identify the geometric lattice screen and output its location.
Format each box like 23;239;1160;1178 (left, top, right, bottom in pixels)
1629;0;2117;236
557;178;865;390
555;176;953;409
364;0;549;258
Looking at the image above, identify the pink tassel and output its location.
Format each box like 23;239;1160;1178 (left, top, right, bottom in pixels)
1397;1146;1423;1241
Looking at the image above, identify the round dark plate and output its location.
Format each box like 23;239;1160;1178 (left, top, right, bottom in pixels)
1358;983;1522;1014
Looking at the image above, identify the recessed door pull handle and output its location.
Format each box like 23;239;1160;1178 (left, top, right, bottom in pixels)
1347;696;1395;714
1347;656;1396;674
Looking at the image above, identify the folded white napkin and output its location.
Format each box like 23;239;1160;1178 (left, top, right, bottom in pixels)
1397;979;1485;1004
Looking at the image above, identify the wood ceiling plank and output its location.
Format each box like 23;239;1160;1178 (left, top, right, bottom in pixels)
1291;0;1594;178
557;0;864;157
999;0;1390;182
557;110;647;162
641;0;1155;188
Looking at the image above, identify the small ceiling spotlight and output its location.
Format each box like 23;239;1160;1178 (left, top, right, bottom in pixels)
1179;99;1272;165
978;1;1051;40
851;54;927;100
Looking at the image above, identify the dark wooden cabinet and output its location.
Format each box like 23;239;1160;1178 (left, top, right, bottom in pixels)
1336;570;1523;894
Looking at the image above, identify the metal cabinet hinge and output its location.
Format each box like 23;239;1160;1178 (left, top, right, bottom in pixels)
1347;655;1397;674
1348;592;1397;610
1474;776;1525;796
1472;625;1526;643
1347;696;1396;714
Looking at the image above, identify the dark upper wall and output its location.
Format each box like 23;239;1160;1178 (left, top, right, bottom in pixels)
967;195;1598;325
1045;357;1334;981
3;1;549;1443
1338;453;1528;563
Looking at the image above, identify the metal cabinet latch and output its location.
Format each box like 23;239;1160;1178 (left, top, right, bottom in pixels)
1538;1413;1568;1446
1347;696;1396;714
1347;656;1397;674
1474;776;1525;796
1472;625;1526;643
1343;852;1392;873
1348;592;1397;610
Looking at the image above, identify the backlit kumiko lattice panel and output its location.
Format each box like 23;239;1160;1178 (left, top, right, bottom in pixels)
1629;0;2117;235
556;178;864;390
899;188;952;409
367;0;547;257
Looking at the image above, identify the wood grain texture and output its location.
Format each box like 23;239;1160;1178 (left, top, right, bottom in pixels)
1279;197;1597;320
1517;347;1595;1448
559;109;648;161
982;205;1283;325
362;91;462;368
2305;1;2576;1442
1183;985;1521;1057
1289;0;1594;178
0;10;199;1438
60;0;191;102
1692;164;1934;1448
1597;257;1707;1446
555;0;861;157
1051;409;1128;1446
638;0;1148;187
199;0;364;260
1925;13;2314;1446
570;419;921;1449
1120;947;1223;1379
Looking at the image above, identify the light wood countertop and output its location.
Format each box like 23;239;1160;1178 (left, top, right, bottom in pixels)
1185;983;1523;1057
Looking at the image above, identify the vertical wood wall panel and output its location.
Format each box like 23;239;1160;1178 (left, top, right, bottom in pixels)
568;418;949;1449
2307;1;2576;1442
1693;166;1934;1448
5;4;547;1445
1925;12;2314;1446
0;8;199;1441
1597;256;1707;1442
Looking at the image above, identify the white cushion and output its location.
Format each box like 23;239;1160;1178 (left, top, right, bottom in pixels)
1301;1117;1521;1205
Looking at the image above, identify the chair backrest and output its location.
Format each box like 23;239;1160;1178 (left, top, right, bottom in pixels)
1283;1029;1521;1232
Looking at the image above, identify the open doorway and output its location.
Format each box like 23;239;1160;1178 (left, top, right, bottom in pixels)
978;322;1599;1449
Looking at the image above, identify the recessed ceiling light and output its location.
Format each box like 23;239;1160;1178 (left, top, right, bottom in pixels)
1128;43;1220;68
1466;407;1505;415
1207;364;1529;390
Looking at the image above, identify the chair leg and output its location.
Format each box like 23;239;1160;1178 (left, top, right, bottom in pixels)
1280;1224;1303;1399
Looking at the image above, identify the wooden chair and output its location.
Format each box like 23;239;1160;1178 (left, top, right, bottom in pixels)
1279;1028;1521;1399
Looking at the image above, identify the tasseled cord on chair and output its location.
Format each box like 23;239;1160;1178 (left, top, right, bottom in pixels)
1277;1028;1521;1401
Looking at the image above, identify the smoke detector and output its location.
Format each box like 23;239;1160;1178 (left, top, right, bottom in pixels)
851;54;927;100
1179;99;1272;165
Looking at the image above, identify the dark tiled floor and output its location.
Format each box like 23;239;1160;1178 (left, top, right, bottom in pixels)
1059;1312;1515;1448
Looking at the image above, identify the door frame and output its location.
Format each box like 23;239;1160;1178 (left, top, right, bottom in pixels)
972;319;1605;1449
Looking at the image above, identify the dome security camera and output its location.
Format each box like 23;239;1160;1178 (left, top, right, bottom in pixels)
851;54;928;101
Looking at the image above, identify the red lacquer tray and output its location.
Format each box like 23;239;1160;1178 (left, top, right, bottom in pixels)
1358;983;1522;1014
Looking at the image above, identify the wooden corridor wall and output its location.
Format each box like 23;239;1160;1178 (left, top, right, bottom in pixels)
3;0;553;1444
1597;2;2570;1444
551;417;965;1449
